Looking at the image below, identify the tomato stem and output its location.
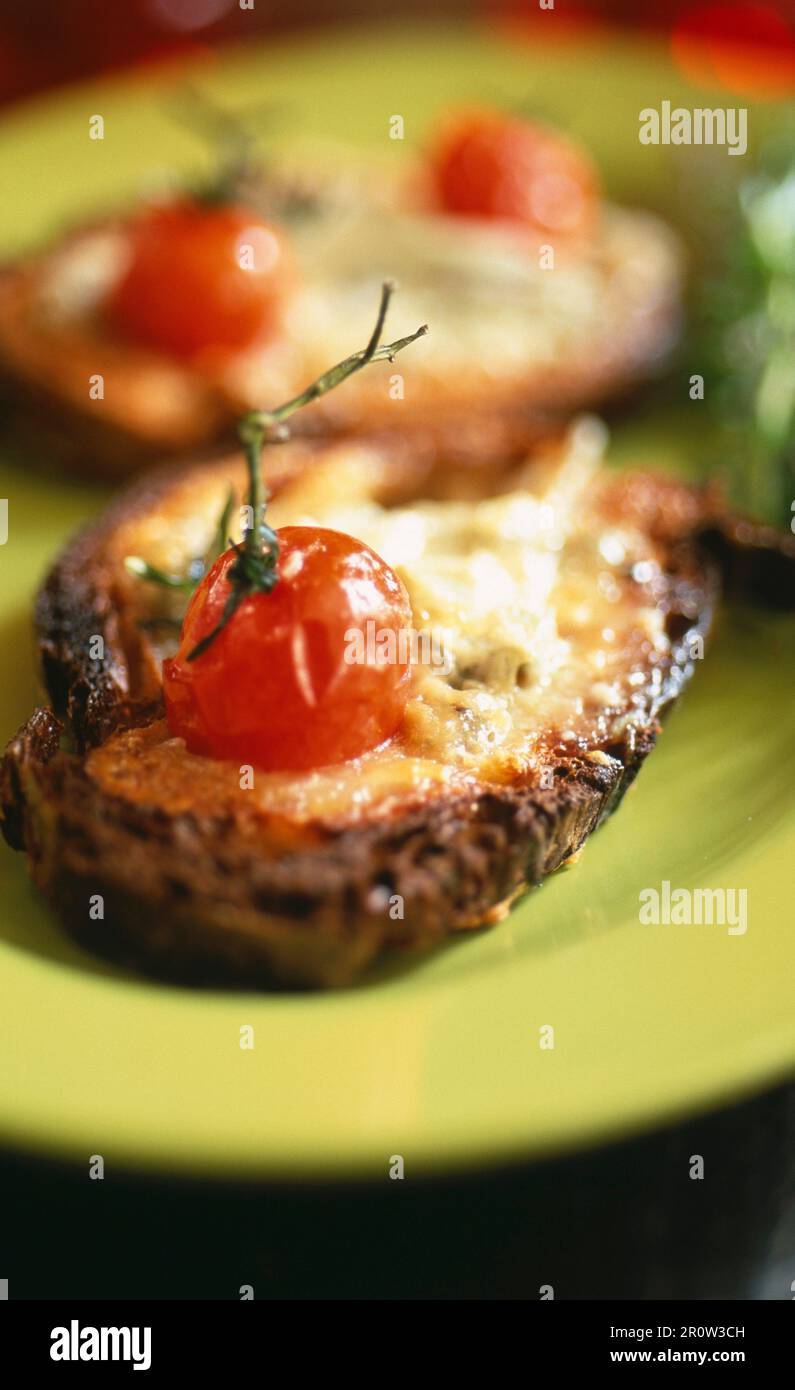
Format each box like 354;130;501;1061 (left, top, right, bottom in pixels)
166;83;278;207
186;283;426;669
241;281;427;442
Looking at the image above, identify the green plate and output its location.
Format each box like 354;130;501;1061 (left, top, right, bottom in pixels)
0;24;793;1178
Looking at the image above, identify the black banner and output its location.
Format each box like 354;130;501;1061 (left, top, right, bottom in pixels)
0;1300;789;1377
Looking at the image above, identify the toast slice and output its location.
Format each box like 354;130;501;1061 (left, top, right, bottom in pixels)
0;185;682;478
3;422;790;988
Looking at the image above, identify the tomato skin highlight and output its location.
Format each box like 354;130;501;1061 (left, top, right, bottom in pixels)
163;528;413;772
107;199;292;358
431;108;599;238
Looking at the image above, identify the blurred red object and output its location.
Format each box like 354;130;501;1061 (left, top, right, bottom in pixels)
0;0;230;103
492;1;795;96
2;0;795;107
0;0;328;105
671;2;795;96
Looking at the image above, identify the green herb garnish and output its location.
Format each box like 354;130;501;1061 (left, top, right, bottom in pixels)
688;126;795;524
125;486;234;595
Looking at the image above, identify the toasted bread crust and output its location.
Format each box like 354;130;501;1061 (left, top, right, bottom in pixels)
4;431;751;987
3;703;660;988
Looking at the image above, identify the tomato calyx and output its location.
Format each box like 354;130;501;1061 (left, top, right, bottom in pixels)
184;412;281;662
166;85;280;213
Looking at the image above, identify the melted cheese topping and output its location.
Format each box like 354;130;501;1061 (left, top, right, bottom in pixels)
32;201;680;416
98;422;675;825
285;206;681;378
298;422;607;772
358;425;663;775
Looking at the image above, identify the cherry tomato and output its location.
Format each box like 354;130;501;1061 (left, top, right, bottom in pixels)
107;199;292;358
431;108;599;238
163;527;413;772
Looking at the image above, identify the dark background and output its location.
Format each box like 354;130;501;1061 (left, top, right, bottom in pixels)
2;1;795;106
0;0;793;1301
2;1082;793;1299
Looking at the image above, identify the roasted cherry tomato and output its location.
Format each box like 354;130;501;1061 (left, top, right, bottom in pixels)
163;527;413;772
431;108;599;238
107;199;292;358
